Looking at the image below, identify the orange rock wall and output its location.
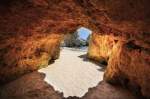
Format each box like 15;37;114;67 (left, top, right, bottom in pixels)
88;33;150;98
0;0;85;83
0;0;149;98
104;40;150;97
88;33;115;62
0;33;62;83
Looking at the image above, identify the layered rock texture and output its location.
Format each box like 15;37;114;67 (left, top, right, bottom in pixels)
104;41;150;97
0;0;150;98
88;33;115;62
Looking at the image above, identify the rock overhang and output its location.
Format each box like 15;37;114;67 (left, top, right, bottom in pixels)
0;0;149;98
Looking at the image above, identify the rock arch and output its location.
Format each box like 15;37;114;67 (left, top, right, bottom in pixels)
0;0;149;98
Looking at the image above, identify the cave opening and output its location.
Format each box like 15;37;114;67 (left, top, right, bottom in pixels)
61;27;92;50
0;0;149;98
38;27;105;98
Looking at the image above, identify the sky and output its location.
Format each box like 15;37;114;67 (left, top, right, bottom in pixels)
77;27;92;40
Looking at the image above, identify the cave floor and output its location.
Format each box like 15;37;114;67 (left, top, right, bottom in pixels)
38;47;104;98
0;47;137;99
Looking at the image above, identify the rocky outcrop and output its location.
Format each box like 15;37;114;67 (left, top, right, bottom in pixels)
61;32;79;47
0;33;62;84
0;0;79;84
0;71;137;99
88;32;150;98
104;41;150;98
0;0;149;98
88;33;115;62
61;32;89;47
88;31;150;98
85;0;150;98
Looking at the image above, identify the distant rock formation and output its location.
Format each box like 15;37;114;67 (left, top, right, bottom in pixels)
61;32;90;47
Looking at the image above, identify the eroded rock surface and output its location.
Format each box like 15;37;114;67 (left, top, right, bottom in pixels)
0;0;150;98
88;31;150;98
0;33;62;84
88;33;115;62
104;41;150;98
0;0;86;84
0;71;137;99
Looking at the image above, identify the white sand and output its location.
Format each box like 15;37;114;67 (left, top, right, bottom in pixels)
38;47;104;98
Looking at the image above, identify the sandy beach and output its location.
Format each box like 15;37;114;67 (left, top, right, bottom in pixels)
38;47;104;98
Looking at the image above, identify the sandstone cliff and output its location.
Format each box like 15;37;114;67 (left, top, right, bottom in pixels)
0;0;149;98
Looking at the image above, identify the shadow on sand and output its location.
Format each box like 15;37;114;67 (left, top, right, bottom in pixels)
78;54;107;72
